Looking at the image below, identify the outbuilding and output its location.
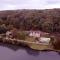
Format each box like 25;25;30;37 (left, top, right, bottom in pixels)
39;37;51;44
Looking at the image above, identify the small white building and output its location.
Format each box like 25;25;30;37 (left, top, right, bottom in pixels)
39;37;51;44
29;31;41;37
6;31;12;36
6;31;12;38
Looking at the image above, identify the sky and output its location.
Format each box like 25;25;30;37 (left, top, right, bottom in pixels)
0;0;60;10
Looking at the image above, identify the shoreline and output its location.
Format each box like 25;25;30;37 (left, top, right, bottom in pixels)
0;36;59;52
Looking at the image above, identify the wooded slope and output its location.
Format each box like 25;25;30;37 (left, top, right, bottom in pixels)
0;9;60;32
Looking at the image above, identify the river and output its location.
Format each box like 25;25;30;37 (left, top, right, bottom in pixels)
0;43;60;60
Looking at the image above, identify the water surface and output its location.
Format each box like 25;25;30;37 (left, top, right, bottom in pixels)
0;43;60;60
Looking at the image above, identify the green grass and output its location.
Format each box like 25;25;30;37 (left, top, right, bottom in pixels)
29;43;50;50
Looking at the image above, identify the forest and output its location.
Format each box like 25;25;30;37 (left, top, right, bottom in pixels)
0;8;60;33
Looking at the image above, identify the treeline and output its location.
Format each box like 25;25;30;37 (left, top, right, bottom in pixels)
0;9;60;33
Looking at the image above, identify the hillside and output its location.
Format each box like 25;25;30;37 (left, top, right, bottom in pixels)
0;9;60;33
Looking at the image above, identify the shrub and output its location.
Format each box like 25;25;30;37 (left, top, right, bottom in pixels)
13;31;27;40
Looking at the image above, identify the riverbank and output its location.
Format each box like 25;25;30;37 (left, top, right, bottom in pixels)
0;34;60;52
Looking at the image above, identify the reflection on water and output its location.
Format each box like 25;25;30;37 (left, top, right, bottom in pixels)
26;48;40;56
0;43;60;60
0;43;40;56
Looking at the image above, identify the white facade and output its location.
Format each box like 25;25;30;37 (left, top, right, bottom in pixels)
6;31;12;36
6;31;13;38
29;31;40;37
39;37;50;44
